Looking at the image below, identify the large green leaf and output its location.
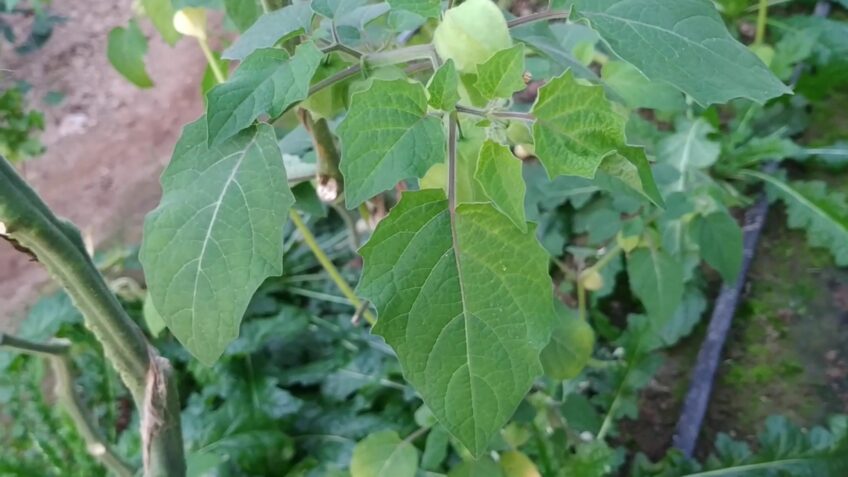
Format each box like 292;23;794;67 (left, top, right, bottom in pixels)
107;20;153;88
474;140;527;231
359;190;554;456
692;211;742;283
350;431;418;477
627;247;684;326
140;119;294;365
388;0;440;18
207;41;323;146
474;44;526;100
221;0;313;60
748;172;848;266
339;79;445;207
567;0;791;105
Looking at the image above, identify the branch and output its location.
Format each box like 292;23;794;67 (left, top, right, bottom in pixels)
447;114;459;212
455;104;534;122
0;334;136;477
297;109;343;202
0;157;185;477
507;10;570;29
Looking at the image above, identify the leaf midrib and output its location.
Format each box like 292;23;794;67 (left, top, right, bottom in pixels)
190;135;259;340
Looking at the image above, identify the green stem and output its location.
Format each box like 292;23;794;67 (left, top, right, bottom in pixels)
297;109;343;195
259;0;271;14
507;10;570;29
577;280;587;322
403;426;430;444
455;104;534;122
198;37;226;84
0;333;69;356
0;158;185;477
587;244;622;275
1;335;136;477
289;210;377;325
530;420;555;475
365;44;437;68
755;0;768;44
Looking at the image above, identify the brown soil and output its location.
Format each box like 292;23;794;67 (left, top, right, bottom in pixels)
0;1;207;331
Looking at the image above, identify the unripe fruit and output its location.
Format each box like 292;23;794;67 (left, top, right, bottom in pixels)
433;0;512;73
500;450;541;477
580;269;604;291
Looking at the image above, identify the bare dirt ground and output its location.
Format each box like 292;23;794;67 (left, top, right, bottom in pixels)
0;0;207;331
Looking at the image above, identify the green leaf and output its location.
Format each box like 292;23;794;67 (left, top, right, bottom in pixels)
427;59;460;111
142;0;181;45
221;1;313;60
627;247;684;326
567;0;791;105
449;457;505;477
107;20;154;88
433;0;512;74
727;134;803;169
140;119;294;365
143;294;167;337
350;431;418;477
339;79;446;207
474;44;526;100
359;190;554;456
532;71;661;205
421;426;450;471
658;118;720;191
223;0;261;32
748;172;848;266
207;41;324;146
539;304;595;380
601;60;683;111
532;71;634;179
692;211;742;283
691;416;848;477
388;0;440;18
653;286;706;348
312;0;366;18
596;150;664;207
474;140;527;231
